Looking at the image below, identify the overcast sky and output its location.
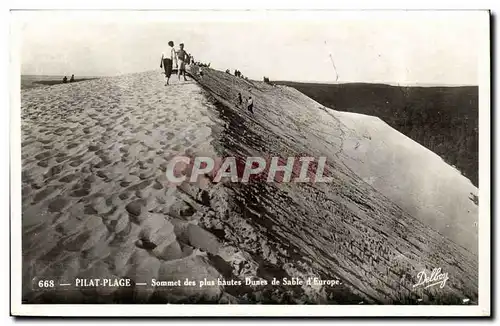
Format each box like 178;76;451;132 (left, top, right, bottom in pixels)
17;11;486;85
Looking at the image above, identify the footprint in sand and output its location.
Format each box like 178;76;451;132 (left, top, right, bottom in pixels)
53;127;66;135
83;205;98;215
70;189;90;197
35;151;52;161
120;180;131;187
96;171;109;180
37;160;49;168
55;153;68;163
153;181;163;190
32;186;58;204
47;197;69;213
118;192;130;200
59;173;79;183
69;160;83;167
44;164;63;179
94;159;111;169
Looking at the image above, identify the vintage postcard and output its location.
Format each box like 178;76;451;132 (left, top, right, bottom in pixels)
10;9;491;317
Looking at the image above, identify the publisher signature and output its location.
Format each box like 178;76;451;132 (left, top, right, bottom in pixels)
412;268;449;289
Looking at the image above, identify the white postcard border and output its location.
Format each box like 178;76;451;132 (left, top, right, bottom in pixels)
9;9;491;317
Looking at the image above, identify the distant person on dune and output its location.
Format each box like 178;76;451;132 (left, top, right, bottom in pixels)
161;41;177;85
247;96;254;114
69;74;75;82
176;43;189;82
62;76;68;83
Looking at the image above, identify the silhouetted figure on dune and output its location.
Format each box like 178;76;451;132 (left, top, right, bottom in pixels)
69;74;75;82
247;96;254;114
62;76;68;83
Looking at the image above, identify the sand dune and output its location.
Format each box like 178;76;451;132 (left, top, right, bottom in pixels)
21;67;478;304
191;67;477;303
265;85;478;253
22;72;231;303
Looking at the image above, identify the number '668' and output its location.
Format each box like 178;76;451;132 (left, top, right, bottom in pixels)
38;280;55;288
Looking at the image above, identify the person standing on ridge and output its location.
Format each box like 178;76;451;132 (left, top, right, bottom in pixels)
176;43;189;82
69;74;75;82
247;96;254;114
161;41;177;86
62;76;68;83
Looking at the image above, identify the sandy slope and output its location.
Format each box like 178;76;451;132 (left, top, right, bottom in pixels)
333;111;478;253
21;67;478;304
269;85;478;253
190;66;478;303
21;72;232;303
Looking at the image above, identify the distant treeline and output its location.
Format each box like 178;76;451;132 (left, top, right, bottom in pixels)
275;81;478;187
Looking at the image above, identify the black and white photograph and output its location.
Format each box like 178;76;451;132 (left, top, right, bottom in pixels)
10;9;491;317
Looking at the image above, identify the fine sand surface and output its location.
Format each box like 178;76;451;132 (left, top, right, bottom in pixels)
22;72;231;303
21;67;478;304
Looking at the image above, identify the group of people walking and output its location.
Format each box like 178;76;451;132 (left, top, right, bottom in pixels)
238;92;254;114
160;41;192;85
160;41;254;114
234;70;244;78
225;69;246;79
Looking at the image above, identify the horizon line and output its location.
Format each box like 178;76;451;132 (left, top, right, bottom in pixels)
21;73;477;88
274;80;478;87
